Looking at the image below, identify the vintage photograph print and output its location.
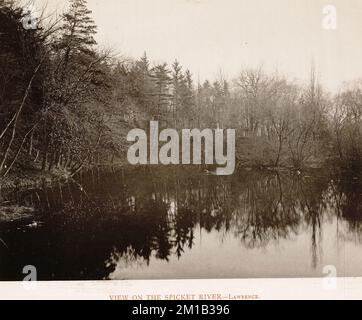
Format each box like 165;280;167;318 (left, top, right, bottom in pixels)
0;0;362;284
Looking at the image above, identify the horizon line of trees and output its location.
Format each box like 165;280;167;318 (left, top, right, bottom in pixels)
1;0;362;180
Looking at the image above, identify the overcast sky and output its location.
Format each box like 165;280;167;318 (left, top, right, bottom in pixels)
36;0;362;92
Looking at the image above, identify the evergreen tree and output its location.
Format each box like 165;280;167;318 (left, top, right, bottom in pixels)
171;60;184;125
135;52;157;110
59;0;97;56
182;70;196;126
41;0;110;173
151;63;172;122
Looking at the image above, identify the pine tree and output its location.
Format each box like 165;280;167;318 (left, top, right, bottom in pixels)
137;52;150;74
182;70;196;126
41;0;110;173
51;0;101;102
59;0;97;56
135;52;156;109
171;60;184;125
151;63;172;122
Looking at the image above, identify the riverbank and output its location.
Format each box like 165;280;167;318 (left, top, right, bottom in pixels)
0;169;68;223
0;168;71;191
0;162;328;191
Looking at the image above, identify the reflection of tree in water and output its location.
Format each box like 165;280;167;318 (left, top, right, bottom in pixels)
297;174;329;268
106;247;148;277
2;166;362;280
228;172;301;248
328;169;362;243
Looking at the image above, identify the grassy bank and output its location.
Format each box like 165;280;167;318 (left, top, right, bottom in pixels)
0;168;71;190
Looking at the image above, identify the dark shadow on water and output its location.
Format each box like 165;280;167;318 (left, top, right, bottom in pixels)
1;166;362;280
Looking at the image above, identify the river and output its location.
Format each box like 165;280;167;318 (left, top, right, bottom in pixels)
0;166;361;280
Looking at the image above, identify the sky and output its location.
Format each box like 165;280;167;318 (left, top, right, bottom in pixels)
35;0;362;92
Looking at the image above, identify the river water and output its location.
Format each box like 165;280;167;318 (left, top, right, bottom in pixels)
0;166;361;280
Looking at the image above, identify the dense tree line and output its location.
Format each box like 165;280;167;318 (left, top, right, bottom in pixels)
1;0;362;180
0;0;114;178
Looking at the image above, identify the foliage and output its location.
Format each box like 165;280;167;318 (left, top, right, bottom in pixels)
0;0;361;180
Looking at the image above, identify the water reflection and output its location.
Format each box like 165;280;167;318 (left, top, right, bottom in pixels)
1;166;362;280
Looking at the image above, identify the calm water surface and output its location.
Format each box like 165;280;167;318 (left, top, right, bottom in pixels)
1;166;362;280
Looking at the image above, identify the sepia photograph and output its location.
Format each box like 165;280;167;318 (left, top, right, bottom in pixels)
1;0;362;301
